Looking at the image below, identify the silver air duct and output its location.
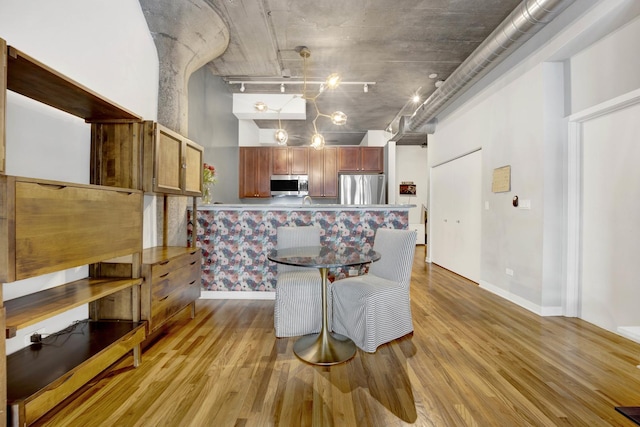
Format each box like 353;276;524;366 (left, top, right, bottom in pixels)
398;0;576;137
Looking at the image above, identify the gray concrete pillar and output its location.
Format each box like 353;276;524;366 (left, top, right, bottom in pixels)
139;0;229;246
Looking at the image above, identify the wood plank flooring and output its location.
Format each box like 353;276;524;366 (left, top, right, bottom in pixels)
34;249;640;426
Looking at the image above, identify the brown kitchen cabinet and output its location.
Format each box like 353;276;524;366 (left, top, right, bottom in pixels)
272;146;309;175
239;147;272;198
338;146;384;173
309;147;338;198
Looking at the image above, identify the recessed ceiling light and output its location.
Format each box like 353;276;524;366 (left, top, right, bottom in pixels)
412;94;420;103
429;73;438;79
435;80;444;88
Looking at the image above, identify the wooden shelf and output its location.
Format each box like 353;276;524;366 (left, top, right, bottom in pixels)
5;277;142;338
7;320;146;426
6;46;141;123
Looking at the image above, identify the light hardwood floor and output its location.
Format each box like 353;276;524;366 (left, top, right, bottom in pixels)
35;249;640;426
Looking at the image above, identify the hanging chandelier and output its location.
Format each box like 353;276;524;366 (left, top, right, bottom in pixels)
251;46;350;150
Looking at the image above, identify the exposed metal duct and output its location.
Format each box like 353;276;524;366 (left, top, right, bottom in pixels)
396;0;577;138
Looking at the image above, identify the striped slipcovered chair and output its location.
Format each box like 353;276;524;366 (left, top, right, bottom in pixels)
274;226;324;337
331;228;417;352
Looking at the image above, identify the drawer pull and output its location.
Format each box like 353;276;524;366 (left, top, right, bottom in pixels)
160;295;169;301
37;183;66;190
189;251;198;255
159;273;169;278
189;280;196;285
116;190;135;195
158;261;170;266
190;261;197;266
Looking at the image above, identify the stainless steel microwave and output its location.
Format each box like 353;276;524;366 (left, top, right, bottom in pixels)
270;175;309;196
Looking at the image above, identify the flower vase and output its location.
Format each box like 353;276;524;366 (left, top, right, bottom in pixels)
202;183;212;204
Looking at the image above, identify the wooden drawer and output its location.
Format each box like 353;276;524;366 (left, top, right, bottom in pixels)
95;247;201;333
150;281;201;330
147;249;200;280
151;261;201;301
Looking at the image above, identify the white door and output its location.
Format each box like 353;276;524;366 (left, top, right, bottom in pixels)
580;102;640;333
430;150;482;282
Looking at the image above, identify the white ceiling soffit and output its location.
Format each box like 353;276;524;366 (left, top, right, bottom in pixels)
232;93;306;120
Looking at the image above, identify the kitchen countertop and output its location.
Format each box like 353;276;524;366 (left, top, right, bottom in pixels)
192;204;415;210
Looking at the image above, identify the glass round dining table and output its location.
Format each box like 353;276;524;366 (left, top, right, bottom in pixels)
268;244;381;365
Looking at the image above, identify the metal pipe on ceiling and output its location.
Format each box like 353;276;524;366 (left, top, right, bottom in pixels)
395;0;577;138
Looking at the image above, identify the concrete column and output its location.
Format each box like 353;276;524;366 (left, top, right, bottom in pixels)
140;0;229;245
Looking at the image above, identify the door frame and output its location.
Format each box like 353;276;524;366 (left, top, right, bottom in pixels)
565;88;640;316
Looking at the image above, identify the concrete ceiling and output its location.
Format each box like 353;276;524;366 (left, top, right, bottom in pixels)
198;0;523;146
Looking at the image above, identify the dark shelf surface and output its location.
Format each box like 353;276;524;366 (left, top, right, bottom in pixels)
7;320;144;402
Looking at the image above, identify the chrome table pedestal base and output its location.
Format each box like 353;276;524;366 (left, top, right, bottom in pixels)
293;330;356;366
294;266;356;365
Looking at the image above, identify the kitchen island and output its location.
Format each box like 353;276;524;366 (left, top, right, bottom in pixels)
187;204;413;298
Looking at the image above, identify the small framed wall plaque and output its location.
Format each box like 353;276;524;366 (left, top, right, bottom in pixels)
492;165;511;193
399;182;417;195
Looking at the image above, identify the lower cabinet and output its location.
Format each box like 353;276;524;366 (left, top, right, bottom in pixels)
142;247;201;334
95;247;202;335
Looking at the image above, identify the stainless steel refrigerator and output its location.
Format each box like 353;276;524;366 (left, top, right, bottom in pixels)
339;174;386;205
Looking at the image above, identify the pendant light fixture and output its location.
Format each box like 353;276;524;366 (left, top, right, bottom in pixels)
247;45;349;149
297;46;347;150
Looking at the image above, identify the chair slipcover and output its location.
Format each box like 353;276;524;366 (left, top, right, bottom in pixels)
274;226;324;337
331;228;417;352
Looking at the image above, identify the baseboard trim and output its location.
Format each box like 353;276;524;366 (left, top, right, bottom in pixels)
200;291;276;300
479;280;563;317
618;327;640;344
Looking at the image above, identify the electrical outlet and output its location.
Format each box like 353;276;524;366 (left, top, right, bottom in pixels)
506;268;514;277
24;328;46;346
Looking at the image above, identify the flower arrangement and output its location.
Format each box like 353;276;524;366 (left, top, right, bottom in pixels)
203;163;217;185
201;163;217;204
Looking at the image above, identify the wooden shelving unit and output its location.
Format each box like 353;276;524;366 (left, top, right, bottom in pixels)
1;37;145;426
4;277;143;338
6;46;140;123
7;320;145;426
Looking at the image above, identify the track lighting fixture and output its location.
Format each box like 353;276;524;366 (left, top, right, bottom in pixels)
280;83;285;93
240;83;245;92
363;83;368;93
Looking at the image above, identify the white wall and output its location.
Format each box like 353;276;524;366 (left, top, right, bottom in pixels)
431;63;558;311
570;15;640;113
427;0;640;316
581;102;640;332
396;146;428;225
0;0;159;354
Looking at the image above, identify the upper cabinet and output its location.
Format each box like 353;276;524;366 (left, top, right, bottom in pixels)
91;121;203;196
143;122;203;196
272;146;309;175
239;147;272;198
309;147;337;198
338;147;384;173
